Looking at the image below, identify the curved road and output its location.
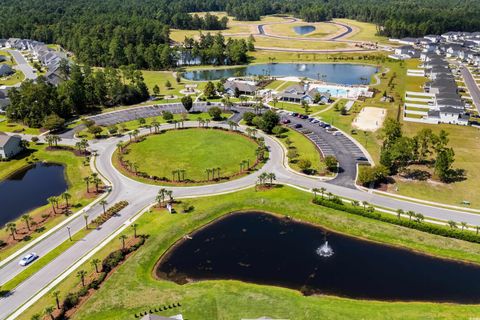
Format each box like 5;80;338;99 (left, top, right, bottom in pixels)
1;109;480;318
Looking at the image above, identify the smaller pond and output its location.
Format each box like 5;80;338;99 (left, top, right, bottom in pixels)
293;25;316;35
157;212;480;303
0;162;68;226
182;63;377;84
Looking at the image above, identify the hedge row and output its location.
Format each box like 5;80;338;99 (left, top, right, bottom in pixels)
91;201;129;226
312;197;480;244
59;236;146;318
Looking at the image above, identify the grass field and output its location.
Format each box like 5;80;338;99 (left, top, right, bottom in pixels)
235;35;350;50
333;19;389;44
264;21;341;39
274;100;329;114
20;186;480;320
0;144;100;258
121;128;258;182
277;127;325;174
0;115;41;135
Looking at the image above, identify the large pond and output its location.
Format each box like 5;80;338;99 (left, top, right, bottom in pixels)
0;162;68;226
293;25;316;35
182;63;377;84
157;211;480;303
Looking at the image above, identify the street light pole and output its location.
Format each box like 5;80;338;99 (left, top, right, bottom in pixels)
67;226;72;241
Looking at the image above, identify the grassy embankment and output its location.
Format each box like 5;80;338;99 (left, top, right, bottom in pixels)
19;186;480;320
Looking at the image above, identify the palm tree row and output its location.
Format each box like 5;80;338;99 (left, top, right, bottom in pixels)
257;172;276;186
45;134;61;147
198;118;211;127
227;120;239;131
84;172;102;193
239;159;251;173
156;188;173;207
74;138;90;155
205;167;221;181
171;169;186;181
245;127;258;138
123;159;139;175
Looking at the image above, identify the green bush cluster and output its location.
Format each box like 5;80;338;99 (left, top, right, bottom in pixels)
91;201;129;226
312;197;480;244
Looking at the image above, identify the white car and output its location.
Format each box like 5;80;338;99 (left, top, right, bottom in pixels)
19;253;38;266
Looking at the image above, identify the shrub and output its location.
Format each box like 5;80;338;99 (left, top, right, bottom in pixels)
102;250;125;273
243;112;256;125
62;292;79;311
358;165;389;187
208;106;222;120
312;197;480;244
324;155;338;172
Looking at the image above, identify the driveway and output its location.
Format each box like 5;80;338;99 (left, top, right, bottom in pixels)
5;50;37;83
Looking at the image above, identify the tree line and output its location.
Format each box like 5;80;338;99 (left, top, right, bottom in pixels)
6;64;149;128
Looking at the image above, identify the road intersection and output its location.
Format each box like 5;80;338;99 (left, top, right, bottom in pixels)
1;106;480;319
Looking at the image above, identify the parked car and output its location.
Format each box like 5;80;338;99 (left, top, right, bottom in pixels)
282;119;291;124
294;124;303;128
333;131;342;136
19;253;38;266
312;120;319;124
301;115;309;119
291;112;299;117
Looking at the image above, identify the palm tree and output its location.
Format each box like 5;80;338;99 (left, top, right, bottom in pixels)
327;192;333;200
448;220;457;229
319;187;326;199
131;223;138;238
312;188;320;199
100;199;108;214
351;200;360;207
91;258;101;273
21;214;33;231
48;196;57;214
205;119;210;127
156;188;167;206
52;290;61;309
83;176;91;193
76;270;87;287
205;168;212;181
5;222;17;240
396;209;404;219
252;128;258;138
165;190;174;203
460;221;468;231
44;306;55;320
415;213;424;223
83;213;89;229
406;210;415;221
116;141;124;153
216;167;221;179
119;234;128;251
133;129;140;141
267;172;276;186
476;226;480;235
362;201;369;211
62;192;71;208
31;314;41;320
245;127;252;137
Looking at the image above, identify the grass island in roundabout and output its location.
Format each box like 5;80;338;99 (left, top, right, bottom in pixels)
114;127;264;185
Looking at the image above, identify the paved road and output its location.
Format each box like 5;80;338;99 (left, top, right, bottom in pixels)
5;50;37;84
460;66;480;113
3;109;480;318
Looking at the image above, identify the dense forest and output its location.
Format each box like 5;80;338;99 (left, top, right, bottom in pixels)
6;65;149;127
0;0;479;69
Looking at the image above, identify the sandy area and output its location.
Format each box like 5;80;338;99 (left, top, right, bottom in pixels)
352;107;386;131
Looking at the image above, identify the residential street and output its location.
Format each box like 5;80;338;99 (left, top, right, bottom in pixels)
460;66;480;113
5;50;37;83
2;112;480;319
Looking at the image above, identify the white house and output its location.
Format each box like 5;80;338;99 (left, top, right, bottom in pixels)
0;132;22;159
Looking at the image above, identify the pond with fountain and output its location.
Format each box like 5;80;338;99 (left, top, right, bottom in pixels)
157;211;480;303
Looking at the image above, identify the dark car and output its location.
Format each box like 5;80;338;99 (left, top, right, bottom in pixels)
294;124;303;128
292;112;299;117
282;119;291;124
301;115;308;119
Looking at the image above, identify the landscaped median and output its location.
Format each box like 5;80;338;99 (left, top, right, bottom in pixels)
18;185;480;320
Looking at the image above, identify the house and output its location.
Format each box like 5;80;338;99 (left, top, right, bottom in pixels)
0;88;10;111
427;107;469;125
224;80;257;96
0;132;23;159
0;64;14;77
45;64;64;86
398;37;419;45
0;39;6;47
424;35;441;43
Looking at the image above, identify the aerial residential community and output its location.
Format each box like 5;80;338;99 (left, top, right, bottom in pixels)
1;0;480;319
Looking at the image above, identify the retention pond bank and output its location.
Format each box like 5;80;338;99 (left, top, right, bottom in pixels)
157;211;480;303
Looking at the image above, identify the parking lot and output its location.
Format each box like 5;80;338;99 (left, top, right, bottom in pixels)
280;111;369;189
87;102;223;126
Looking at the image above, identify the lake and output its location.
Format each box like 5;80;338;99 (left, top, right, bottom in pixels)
182;63;377;84
293;25;316;35
157;211;480;303
0;162;68;226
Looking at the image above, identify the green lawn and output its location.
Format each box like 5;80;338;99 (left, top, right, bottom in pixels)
333;19;390;44
0;115;41;135
277;127;326;174
274;100;328;114
120;128;259;182
20;186;480;320
0;144;100;258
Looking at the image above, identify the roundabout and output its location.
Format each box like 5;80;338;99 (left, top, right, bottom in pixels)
114;127;263;185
